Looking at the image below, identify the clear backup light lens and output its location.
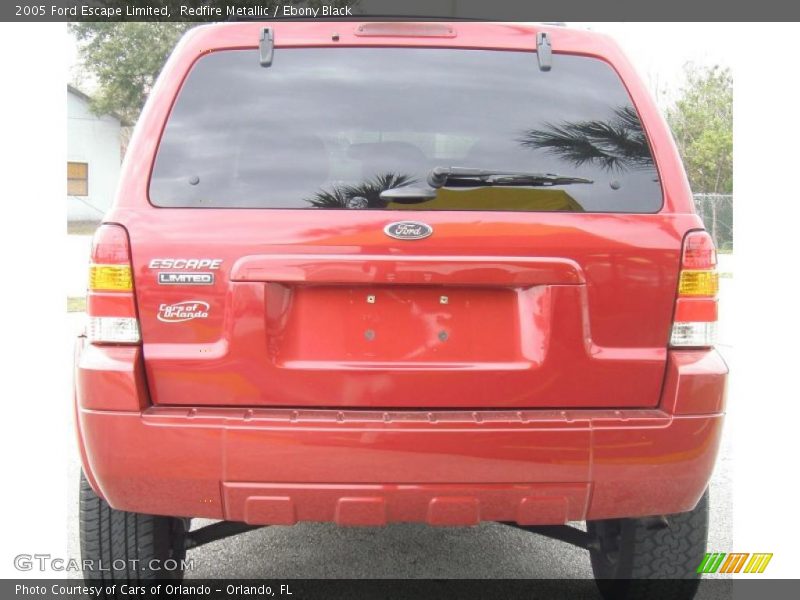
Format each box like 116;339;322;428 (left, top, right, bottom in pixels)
86;317;141;344
670;322;717;347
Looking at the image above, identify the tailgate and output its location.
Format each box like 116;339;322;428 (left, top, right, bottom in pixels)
129;210;690;409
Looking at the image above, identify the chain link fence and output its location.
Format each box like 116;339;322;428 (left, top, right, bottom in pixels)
693;193;733;252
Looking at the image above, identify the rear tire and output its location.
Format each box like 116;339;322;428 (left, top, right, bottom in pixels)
587;490;709;600
79;471;187;583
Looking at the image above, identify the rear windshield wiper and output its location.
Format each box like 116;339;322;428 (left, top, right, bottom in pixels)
427;166;593;188
378;166;593;203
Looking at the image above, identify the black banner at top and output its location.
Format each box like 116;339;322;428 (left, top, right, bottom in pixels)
5;0;800;22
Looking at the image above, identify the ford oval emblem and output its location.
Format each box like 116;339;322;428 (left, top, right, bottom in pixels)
384;221;433;240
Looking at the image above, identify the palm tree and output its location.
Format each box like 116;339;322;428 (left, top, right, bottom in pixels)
518;106;654;172
306;173;417;209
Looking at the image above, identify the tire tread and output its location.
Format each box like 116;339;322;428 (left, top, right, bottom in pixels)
589;491;710;600
79;472;185;587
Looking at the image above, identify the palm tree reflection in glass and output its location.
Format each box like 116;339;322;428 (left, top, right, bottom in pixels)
307;173;417;209
518;106;654;172
306;105;654;210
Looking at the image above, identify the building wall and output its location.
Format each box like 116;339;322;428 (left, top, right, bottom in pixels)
67;90;121;222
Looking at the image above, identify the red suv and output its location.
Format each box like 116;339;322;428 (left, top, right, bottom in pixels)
74;21;726;597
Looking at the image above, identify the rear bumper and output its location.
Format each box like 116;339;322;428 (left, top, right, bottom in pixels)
75;339;727;526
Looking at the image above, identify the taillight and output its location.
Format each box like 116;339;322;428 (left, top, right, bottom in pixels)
85;224;140;344
670;231;718;348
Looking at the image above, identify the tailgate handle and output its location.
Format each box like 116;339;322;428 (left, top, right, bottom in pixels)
230;255;583;286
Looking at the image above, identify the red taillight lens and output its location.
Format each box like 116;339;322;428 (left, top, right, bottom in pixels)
85;224;140;344
91;224;132;264
681;231;717;269
670;230;718;348
674;297;718;322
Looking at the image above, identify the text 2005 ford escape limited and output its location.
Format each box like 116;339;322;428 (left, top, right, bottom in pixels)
74;21;726;598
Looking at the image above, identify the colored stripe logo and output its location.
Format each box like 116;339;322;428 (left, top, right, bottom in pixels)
697;552;773;574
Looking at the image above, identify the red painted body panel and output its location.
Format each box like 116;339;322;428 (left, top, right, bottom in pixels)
74;336;726;523
125;211;699;408
76;22;726;523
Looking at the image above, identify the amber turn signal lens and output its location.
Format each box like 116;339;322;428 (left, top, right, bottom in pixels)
88;264;133;292
678;270;719;297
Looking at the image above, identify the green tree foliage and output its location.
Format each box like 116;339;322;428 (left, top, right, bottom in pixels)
70;21;192;125
666;65;733;194
70;1;354;125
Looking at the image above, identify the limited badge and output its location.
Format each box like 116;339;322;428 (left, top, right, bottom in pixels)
158;272;215;285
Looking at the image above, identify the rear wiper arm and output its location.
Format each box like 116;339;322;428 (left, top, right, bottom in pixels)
427;166;593;188
379;167;593;204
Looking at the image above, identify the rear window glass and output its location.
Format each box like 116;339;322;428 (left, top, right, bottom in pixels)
150;48;663;212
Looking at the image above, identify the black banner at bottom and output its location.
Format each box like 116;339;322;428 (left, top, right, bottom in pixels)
4;578;790;600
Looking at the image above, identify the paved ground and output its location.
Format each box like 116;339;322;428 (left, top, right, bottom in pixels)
65;270;733;589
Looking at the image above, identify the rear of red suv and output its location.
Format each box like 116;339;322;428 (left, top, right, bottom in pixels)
74;21;726;596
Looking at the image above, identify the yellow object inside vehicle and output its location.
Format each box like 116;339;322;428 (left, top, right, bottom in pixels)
387;187;585;212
